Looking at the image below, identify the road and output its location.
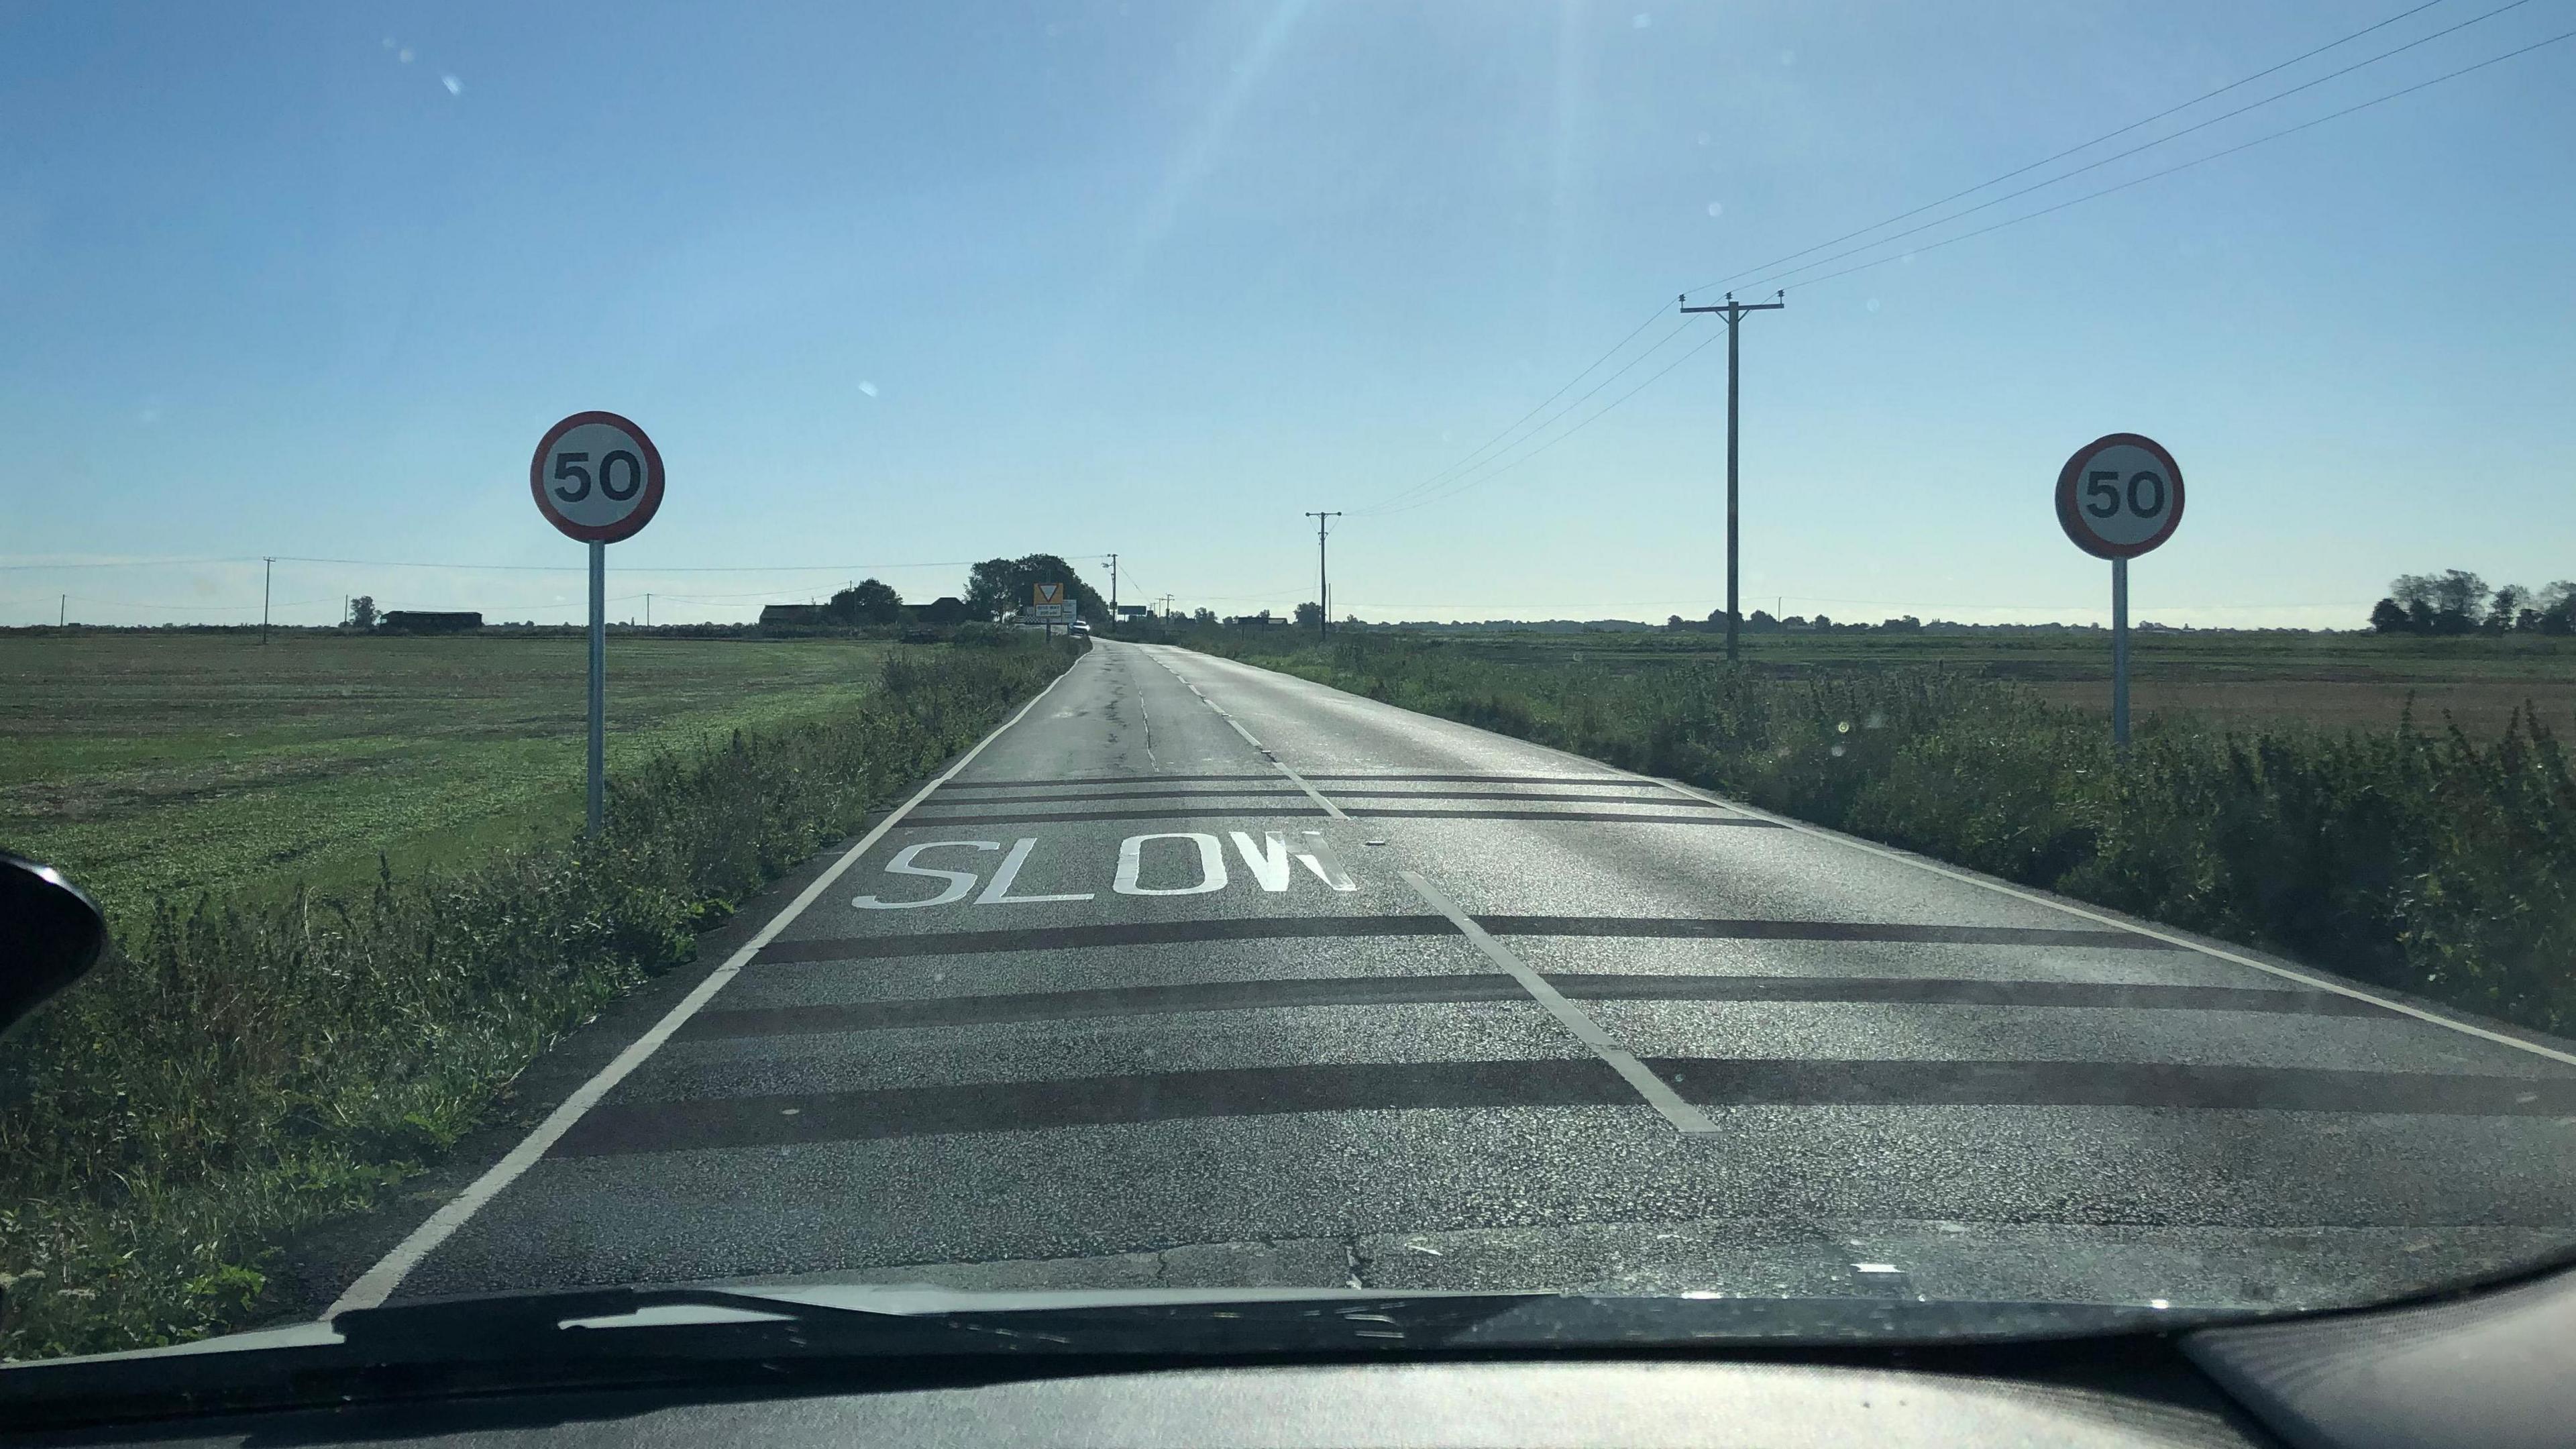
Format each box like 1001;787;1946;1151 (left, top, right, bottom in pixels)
343;640;2576;1315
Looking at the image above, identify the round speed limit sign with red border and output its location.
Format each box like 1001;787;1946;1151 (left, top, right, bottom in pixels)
2055;433;2183;559
531;411;665;543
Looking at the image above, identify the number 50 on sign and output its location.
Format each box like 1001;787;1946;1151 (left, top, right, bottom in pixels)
2055;433;2182;560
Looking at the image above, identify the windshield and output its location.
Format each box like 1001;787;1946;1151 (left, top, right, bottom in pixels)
5;1;2574;1375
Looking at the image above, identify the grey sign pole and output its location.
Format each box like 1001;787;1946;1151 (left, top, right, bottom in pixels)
587;539;606;833
2110;556;2130;752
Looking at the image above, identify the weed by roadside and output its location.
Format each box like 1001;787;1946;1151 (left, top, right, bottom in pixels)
0;639;1078;1360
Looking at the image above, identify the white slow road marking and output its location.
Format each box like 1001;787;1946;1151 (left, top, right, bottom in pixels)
1402;869;1719;1136
1658;780;2576;1071
321;662;1085;1318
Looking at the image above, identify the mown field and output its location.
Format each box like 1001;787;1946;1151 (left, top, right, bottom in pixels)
0;630;896;921
1351;629;2576;736
0;628;1081;1361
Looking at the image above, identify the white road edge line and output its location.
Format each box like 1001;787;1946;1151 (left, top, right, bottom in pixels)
1173;646;2576;1071
1143;645;1349;821
1401;868;1720;1136
321;658;1089;1318
1654;778;2576;1071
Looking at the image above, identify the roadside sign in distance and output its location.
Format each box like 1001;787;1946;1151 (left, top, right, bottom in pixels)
531;411;665;543
1034;583;1065;607
2055;433;2183;560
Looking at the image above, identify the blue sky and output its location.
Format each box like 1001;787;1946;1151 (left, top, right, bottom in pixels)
2;0;2570;627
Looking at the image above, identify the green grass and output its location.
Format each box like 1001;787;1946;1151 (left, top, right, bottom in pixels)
0;631;897;921
1304;628;2576;735
0;633;1080;1362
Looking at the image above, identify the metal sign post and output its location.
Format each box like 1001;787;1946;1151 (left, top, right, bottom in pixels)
531;411;666;834
588;540;606;830
2054;433;2184;753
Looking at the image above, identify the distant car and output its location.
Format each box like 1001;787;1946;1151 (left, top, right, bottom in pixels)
1067;620;1091;639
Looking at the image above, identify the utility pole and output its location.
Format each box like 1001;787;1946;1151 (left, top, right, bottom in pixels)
1303;512;1340;640
645;593;651;628
59;594;66;628
1102;554;1118;623
262;557;274;645
1678;291;1784;662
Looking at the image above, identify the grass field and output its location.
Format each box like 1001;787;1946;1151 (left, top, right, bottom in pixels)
0;629;895;921
1336;629;2576;735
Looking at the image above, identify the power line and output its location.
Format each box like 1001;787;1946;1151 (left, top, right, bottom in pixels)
264;554;1077;574
1732;0;2542;297
1362;299;1673;513
1786;23;2576;294
1356;319;1704;517
1375;326;1729;517
1368;13;2574;525
1359;2;2530;523
1683;0;2468;299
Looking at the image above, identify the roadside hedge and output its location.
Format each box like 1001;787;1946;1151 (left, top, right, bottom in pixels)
1197;633;2576;1037
0;639;1078;1360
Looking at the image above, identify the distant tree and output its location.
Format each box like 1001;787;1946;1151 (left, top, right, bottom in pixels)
2485;584;2529;633
1666;614;1686;630
1191;607;1218;625
963;555;1106;623
2367;598;2411;634
1293;601;1324;628
348;595;377;630
2536;581;2576;636
828;578;905;625
2429;569;2490;633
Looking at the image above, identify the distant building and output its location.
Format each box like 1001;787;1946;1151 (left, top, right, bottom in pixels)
904;596;972;625
1225;610;1284;627
378;610;482;633
758;604;829;627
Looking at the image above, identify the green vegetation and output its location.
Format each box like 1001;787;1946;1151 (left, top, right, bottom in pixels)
0;635;1079;1360
1191;631;2576;1040
1162;623;2574;737
0;630;902;920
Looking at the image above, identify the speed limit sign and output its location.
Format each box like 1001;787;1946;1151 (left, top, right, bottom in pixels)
531;411;664;543
2055;433;2182;559
531;409;665;837
2055;431;2182;754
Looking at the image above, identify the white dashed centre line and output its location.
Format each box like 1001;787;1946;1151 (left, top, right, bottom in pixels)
1150;645;1709;1133
1401;869;1721;1137
1153;650;1348;821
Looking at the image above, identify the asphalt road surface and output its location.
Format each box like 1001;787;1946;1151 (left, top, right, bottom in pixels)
343;641;2576;1316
